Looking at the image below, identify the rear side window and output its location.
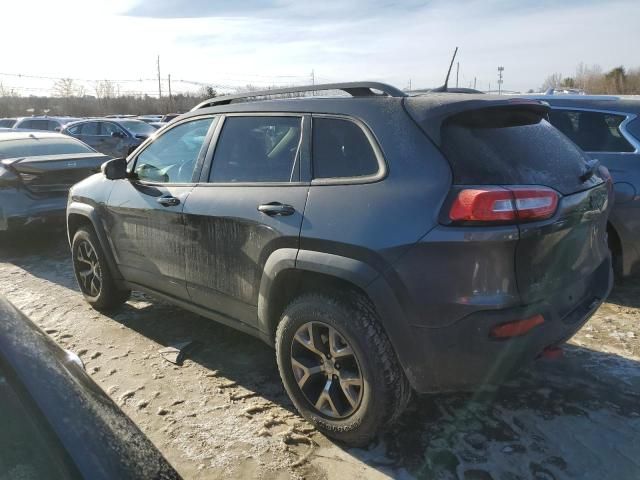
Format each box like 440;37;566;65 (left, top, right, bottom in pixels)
549;110;635;153
312;117;379;179
18;120;48;130
79;122;100;135
210;116;302;183
0;138;95;159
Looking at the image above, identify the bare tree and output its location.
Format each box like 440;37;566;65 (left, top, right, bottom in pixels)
95;80;118;99
541;73;563;91
52;78;83;97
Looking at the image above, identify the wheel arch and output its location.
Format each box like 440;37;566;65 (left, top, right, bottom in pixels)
67;203;124;283
258;249;420;388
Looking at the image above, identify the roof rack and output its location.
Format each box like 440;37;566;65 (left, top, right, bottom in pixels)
191;81;407;110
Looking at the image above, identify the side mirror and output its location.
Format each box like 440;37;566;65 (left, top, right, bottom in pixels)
134;134;148;140
111;131;125;138
101;157;128;180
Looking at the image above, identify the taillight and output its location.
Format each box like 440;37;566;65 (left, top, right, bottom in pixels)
448;186;558;224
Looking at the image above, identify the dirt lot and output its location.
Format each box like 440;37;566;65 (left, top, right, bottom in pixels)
1;229;639;480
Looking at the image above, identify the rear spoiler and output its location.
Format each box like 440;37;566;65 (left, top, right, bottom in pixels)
404;95;550;146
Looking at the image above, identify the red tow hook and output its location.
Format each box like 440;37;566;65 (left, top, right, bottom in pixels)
541;346;563;360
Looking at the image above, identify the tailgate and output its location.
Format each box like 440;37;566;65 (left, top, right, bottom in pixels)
516;182;611;309
6;153;108;193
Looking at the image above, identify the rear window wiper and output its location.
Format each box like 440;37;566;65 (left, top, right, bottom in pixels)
580;159;600;182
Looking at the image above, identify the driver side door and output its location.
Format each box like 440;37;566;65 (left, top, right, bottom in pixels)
105;116;217;300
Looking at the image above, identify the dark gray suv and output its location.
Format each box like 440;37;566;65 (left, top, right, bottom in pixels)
526;94;640;276
63;119;157;158
66;82;613;445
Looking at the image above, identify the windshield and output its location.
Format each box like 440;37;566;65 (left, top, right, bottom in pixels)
118;120;156;136
0;138;95;160
0;119;16;128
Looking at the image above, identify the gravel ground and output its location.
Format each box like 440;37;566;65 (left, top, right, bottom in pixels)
1;229;639;480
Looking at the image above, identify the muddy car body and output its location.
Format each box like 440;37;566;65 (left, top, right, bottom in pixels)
67;82;613;445
0;295;180;479
0;131;109;232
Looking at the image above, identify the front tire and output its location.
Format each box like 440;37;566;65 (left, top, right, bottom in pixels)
72;227;130;310
275;293;411;446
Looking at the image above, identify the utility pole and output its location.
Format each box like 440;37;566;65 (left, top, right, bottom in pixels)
489;82;491;93
409;79;412;91
474;77;477;89
157;55;162;98
455;62;459;88
168;74;172;111
497;66;504;95
311;69;315;95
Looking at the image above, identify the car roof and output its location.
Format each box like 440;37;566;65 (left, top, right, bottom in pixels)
519;94;640;114
0;131;69;142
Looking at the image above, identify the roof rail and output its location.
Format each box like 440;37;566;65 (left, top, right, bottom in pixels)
191;81;407;110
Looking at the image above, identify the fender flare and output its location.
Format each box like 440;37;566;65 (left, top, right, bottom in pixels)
258;248;420;386
66;202;124;282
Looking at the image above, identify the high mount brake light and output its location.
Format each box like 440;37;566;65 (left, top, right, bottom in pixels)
449;186;559;223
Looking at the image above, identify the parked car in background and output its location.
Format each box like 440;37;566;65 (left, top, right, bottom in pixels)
13;116;81;132
0;295;180;479
63;118;157;158
0;118;17;128
137;115;164;124
161;113;181;123
0;131;109;232
67;82;613;446
526;94;640;276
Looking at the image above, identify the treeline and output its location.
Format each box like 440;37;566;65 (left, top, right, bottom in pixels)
0;91;213;118
541;63;640;94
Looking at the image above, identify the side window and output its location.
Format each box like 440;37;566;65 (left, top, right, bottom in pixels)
101;122;122;136
209;116;302;183
79;122;100;136
549;110;635;153
134;117;214;183
18;120;34;129
47;120;61;131
66;124;81;135
312;117;379;179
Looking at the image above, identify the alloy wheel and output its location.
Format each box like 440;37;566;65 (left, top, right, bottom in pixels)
290;321;364;418
75;240;102;297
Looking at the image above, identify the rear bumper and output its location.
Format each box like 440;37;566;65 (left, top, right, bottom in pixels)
403;256;613;393
0;188;67;231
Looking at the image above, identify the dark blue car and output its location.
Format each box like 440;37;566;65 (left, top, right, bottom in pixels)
526;94;640;276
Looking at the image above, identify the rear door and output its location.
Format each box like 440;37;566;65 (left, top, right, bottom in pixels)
99;122;129;157
73;122;102;152
105;116;217;300
183;114;309;327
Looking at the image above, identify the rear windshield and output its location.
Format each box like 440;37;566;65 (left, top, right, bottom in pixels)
0;138;95;160
118;120;156;136
441;115;595;195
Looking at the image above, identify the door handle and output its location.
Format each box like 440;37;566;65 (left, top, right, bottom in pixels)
157;196;180;207
257;202;295;216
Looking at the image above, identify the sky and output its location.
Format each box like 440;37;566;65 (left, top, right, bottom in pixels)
1;0;638;96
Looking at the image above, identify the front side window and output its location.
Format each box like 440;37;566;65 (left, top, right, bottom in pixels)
209;116;302;183
549;109;635;153
312;117;379;179
100;122;124;137
134;117;214;183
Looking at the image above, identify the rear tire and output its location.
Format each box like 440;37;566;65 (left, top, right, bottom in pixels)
72;227;130;310
275;292;411;446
